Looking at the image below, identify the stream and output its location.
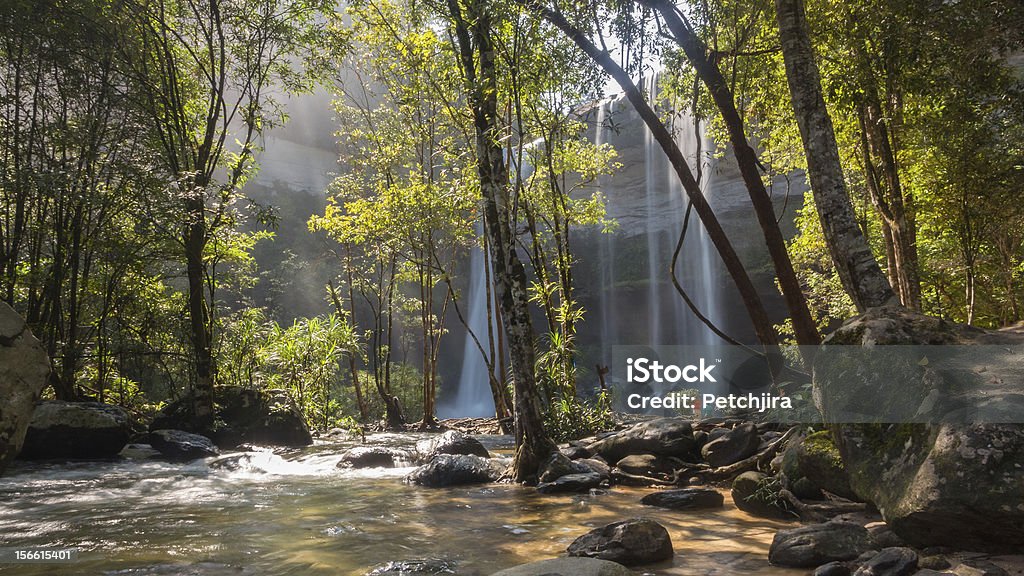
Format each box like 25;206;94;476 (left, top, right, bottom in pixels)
0;433;801;575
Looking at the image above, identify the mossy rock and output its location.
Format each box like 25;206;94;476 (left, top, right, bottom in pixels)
781;431;857;501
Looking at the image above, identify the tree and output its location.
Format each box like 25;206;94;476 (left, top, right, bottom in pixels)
117;0;338;424
773;0;896;311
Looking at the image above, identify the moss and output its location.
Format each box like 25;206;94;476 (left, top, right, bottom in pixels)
803;430;843;468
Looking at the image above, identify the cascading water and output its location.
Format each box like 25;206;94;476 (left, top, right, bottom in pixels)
438;229;496;418
444;76;726;415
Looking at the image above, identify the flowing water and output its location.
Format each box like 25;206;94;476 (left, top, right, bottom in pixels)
0;435;800;576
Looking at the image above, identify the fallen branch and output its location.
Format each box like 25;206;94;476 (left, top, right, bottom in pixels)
684;426;799;483
779;488;869;522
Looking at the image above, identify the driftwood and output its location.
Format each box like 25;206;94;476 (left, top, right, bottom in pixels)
778;488;869;522
681;426;800;483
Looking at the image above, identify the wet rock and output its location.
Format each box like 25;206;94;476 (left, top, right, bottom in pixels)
816;306;1024;552
365;559;456;575
853;548;918;576
567;518;673;565
701;422;760;467
151;387;311;448
0;302;50;473
781;431;857;501
918;557;952;571
614;454;676;479
577;457;611;479
405;454;499;487
641;488;724;510
814;561;853;576
731;471;793;519
950;560;1009;576
417;430;489;460
538;452;592;483
337;446;408;469
491;557;633;576
537;472;604;494
866;524;905;549
588;418;695;463
913;570;956;576
19;401;131;459
560;445;593;460
768;522;871;568
148;429;219;461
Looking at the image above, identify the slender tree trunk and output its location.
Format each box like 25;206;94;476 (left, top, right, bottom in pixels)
449;0;555;480
645;0;820;353
184;193;214;424
774;0;897;311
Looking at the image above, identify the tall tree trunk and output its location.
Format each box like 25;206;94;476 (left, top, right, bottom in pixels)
449;0;555;480
774;0;897;311
645;0;821;353
184;193;214;425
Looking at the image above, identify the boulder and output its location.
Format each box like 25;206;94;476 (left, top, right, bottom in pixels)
866;524;904;549
148;429;219;461
338;446;406;469
768;522;872;568
701;422;760;467
950;560;1009;576
577;458;611;479
19;401;130;459
588;418;695;463
0;302;50;473
491;558;634;576
537;472;604;494
416;430;489;460
815;306;1024;552
405;454;499;487
781;431;857;501
731;471;793;519
567;518;674;565
814;562;853;576
538;452;592;483
641;488;724;510
614;454;676;479
365;559;457;575
151;387;311;449
853;548;918;576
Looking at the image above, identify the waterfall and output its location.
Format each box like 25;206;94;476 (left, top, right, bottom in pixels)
442;77;727;417
438;230;496;419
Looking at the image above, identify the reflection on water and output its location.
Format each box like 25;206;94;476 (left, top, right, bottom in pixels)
0;434;800;576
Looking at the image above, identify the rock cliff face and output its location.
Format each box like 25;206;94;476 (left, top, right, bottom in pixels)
0;302;50;474
814;306;1024;552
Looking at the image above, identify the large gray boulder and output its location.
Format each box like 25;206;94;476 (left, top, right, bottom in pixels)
148;429;219;461
588;418;695;463
20;401;131;459
416;430;490;460
701;422;760;467
0;303;50;474
815;306;1024;552
491;558;634;576
567;518;674;565
151;386;311;448
405;454;500;487
768;522;871;568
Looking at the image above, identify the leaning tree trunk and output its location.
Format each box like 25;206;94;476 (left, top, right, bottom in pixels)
450;0;555;481
521;0;784;367
774;0;897;311
645;0;821;353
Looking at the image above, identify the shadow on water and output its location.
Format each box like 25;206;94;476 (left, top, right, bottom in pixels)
0;434;802;576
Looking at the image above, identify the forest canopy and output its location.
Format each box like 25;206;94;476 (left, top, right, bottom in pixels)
1;0;1022;476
